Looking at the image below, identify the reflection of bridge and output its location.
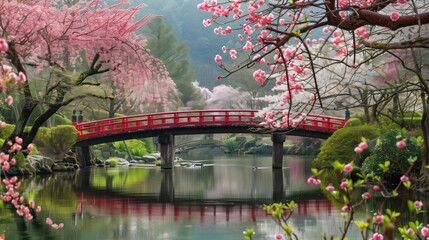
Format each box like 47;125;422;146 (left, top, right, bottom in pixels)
77;192;336;222
73;110;347;167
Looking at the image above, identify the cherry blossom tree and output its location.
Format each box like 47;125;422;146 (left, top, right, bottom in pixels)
0;0;175;151
198;0;429;168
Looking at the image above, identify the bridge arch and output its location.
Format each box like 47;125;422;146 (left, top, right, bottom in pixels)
73;110;347;168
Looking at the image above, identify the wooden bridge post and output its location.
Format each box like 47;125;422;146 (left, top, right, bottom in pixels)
272;168;284;202
159;134;175;169
271;133;285;169
160;169;174;201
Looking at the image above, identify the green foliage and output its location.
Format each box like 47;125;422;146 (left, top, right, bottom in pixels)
344;118;362;127
32;125;78;158
0;124;14;140
32;127;51;148
145;18;200;106
105;157;119;167
113;139;149;157
225;138;239;153
314;125;380;167
361;130;422;182
141;138;155;153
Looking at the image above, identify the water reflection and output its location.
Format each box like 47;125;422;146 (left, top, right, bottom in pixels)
0;155;362;240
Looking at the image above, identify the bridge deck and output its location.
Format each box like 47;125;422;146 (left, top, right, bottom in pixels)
73;110;347;144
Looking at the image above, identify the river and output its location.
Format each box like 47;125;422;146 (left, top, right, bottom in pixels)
1;154;367;239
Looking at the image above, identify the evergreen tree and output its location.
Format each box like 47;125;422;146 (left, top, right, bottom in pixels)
145;18;200;107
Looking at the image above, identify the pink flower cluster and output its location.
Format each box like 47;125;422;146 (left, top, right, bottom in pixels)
1;177;41;221
46;217;64;230
354;141;368;153
307;176;321;185
0;37;63;232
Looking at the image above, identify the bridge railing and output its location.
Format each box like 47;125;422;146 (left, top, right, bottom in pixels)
74;110;260;140
73;110;348;140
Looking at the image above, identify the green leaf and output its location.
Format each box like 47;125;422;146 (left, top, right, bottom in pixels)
376;138;382;145
408;200;416;212
282;224;293;236
403;181;411;189
355;221;369;231
243;228;255;240
384;161;391;168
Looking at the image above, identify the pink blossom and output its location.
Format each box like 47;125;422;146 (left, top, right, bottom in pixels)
354;147;363;153
340;180;348;189
202;19;211;27
253;69;267;85
322;27;329;34
0;38;8;53
15;136;23;145
18;72;26;83
343;163;353;173
36;206;42;213
29;199;35;209
27;144;34;152
325;185;335;192
374;215;384;224
371;233;383;240
341;205;351;212
390;12;400;22
400;175;409;182
396;140;406;149
46;217;53;225
214;55;222;63
373;185;380;191
414;201;423;209
25;214;33;220
275;233;284;239
2;161;10;172
307;176;321;185
406;228;415;236
5;96;13;105
362;192;371;200
421;227;429;237
0;121;6;128
358;142;368;150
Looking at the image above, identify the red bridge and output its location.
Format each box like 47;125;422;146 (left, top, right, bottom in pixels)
77;193;337;221
72;109;347;168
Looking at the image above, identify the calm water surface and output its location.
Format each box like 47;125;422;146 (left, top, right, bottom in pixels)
1;154;364;239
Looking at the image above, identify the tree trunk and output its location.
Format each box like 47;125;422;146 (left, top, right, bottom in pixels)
421;93;429;175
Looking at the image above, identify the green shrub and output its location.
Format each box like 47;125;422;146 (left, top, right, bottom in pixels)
105;157;119;167
141;138;155;153
114;139;149;157
225;138;239;153
314;124;380;168
343;118;362;128
402;117;422;129
49;125;78;157
32;125;78;158
361;129;422;183
33;127;52;148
